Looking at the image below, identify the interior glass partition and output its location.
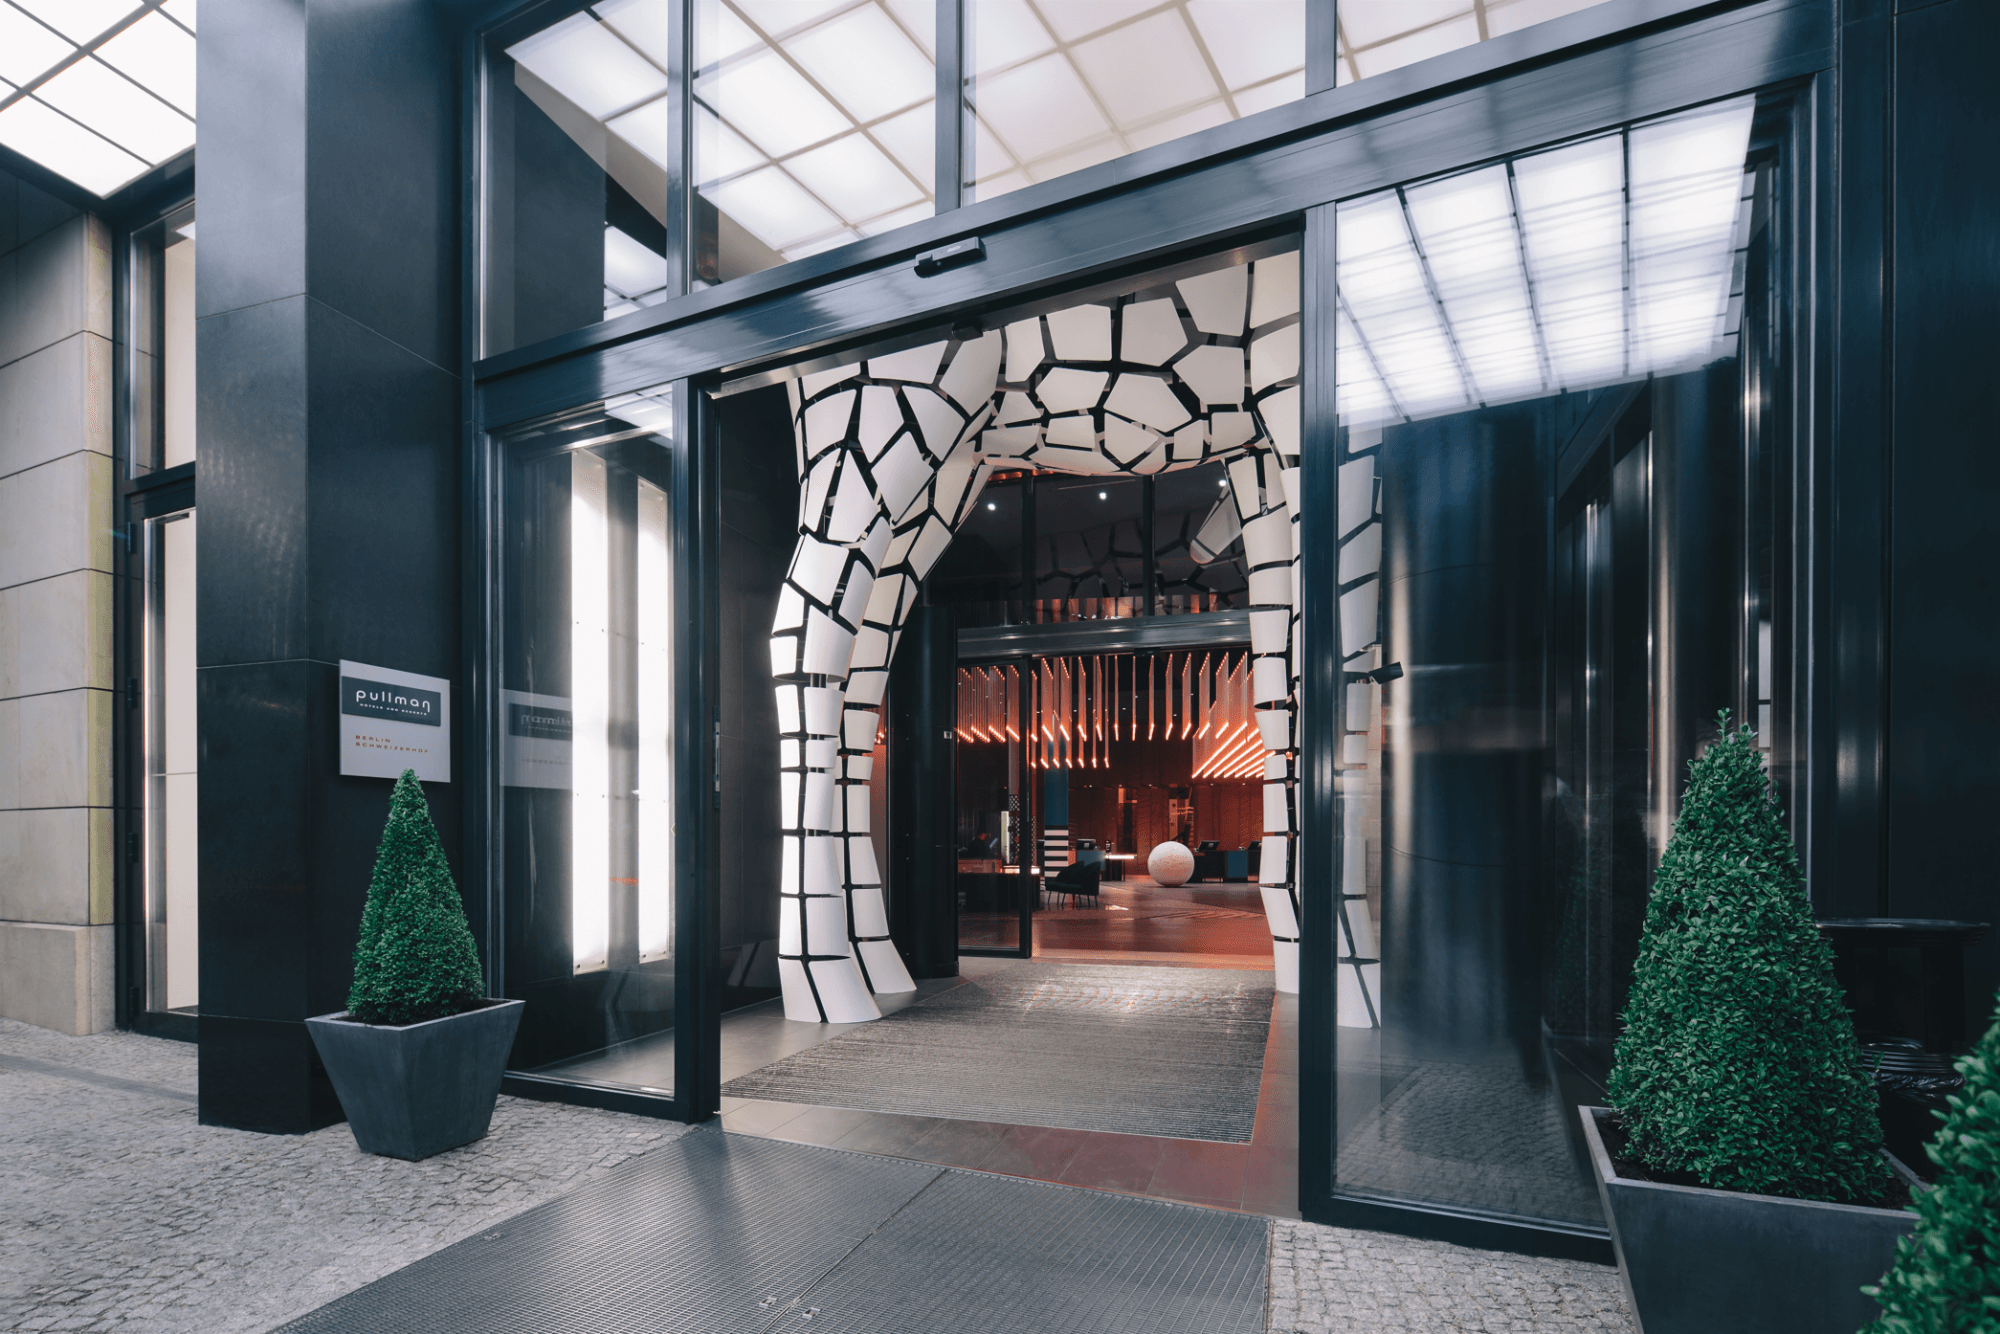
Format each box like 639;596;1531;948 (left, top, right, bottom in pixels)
496;389;679;1093
1326;92;1795;1232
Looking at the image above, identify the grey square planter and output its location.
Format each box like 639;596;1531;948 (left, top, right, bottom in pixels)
307;1000;525;1161
1579;1106;1918;1334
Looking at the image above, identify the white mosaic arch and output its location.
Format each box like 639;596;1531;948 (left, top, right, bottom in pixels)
771;254;1379;1026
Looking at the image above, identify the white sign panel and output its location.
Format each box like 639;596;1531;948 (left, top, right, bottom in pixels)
339;660;451;782
501;688;572;790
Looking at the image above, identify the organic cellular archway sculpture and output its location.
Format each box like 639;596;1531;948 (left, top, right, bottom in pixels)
770;254;1378;1026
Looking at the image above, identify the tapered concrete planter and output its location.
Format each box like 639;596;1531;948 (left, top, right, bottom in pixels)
1580;1106;1916;1334
307;1000;524;1161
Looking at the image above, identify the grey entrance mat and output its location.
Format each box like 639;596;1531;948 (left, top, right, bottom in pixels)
722;962;1274;1142
272;1129;1268;1334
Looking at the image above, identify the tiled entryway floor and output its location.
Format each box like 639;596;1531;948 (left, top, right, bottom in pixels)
717;957;1300;1218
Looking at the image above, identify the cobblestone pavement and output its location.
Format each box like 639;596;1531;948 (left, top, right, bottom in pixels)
0;1021;690;1334
1268;1220;1635;1332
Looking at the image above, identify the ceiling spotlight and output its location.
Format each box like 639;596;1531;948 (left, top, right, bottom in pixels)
986;501;997;510
1098;491;1108;500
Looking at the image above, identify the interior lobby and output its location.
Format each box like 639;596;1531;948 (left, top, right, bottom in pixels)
0;0;1995;1329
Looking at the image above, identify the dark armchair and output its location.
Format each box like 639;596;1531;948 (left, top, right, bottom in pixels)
1044;859;1102;908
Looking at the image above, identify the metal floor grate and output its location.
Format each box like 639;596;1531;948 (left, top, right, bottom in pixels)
273;1129;1267;1334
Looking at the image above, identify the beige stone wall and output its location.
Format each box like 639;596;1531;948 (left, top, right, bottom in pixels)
0;173;115;1035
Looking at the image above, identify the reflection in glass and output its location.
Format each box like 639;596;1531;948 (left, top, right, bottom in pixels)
1334;0;1611;87
965;0;1304;202
129;200;195;474
488;2;679;354
1331;96;1774;1231
499;392;677;1090
695;0;936;279
144;510;197;1013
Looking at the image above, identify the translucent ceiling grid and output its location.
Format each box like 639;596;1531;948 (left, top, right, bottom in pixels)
1334;0;1610;86
0;0;195;198
1335;96;1757;428
966;0;1304;202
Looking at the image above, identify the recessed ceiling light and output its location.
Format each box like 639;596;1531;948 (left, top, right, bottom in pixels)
986;502;996;510
1098;491;1107;500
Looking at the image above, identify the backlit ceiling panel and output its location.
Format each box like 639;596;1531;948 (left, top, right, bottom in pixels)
0;0;195;197
1334;0;1611;86
1336;96;1757;428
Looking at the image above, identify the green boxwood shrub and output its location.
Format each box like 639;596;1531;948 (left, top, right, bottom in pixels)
1606;712;1886;1204
347;769;484;1026
1863;993;2000;1332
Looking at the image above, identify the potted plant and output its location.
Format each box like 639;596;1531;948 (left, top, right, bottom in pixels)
1860;990;2000;1331
1579;713;1918;1334
307;769;523;1160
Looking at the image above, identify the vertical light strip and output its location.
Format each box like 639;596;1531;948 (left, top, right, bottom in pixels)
635;476;672;963
571;451;611;974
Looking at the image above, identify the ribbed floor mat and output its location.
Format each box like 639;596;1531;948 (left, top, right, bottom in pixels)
273;1129;1267;1334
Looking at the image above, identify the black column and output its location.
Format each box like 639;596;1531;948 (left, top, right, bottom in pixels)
887;604;958;980
197;0;460;1133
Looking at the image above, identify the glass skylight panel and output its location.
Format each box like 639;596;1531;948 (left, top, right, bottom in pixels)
869;100;936;181
508;13;670;121
970;0;1058;74
1627;98;1757;372
95;11;196;115
785;132;924;220
596;0;676;68
705;163;844;251
1403;166;1544;403
1186;1;1304;90
1334;0;1612;87
1335;97;1756;427
0;4;73;87
700;48;850;158
734;0;851;36
786;4;931;123
35;56;193;165
0;95;148;196
1071;12;1216;125
691;106;769;187
12;0;138;43
1514;136;1625;386
1338;192;1468;420
0;0;197;197
974;53;1109;163
604;224;670;299
967;0;1304;202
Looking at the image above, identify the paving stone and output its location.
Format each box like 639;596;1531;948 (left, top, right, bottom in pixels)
1268;1219;1635;1333
0;1021;690;1334
4;1019;1638;1334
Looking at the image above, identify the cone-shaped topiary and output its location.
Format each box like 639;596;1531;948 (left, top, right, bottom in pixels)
1862;991;2000;1332
1606;711;1886;1204
347;769;485;1026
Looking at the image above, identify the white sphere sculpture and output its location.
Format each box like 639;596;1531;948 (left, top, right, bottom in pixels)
1147;841;1195;888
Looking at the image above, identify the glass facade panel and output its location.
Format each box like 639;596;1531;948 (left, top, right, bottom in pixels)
129;201;195;474
694;0;937;280
1328;95;1786;1230
486;2;680;355
498;390;678;1091
1334;0;1612;87
143;509;198;1014
965;0;1304;202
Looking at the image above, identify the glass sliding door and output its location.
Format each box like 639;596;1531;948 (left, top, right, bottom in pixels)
142;510;198;1016
1325;92;1798;1234
497;391;679;1094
